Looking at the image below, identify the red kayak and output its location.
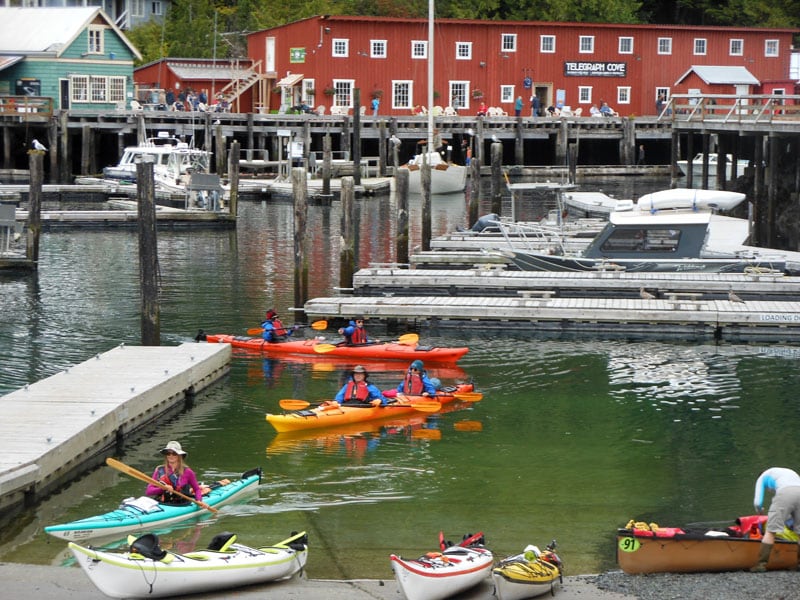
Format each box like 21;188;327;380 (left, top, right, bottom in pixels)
201;333;469;364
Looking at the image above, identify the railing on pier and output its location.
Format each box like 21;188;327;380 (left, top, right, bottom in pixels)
0;96;54;118
663;93;800;124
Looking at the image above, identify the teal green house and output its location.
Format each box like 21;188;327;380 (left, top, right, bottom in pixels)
0;7;141;110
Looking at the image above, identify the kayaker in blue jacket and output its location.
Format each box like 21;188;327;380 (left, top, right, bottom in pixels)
750;466;800;572
396;359;437;397
338;316;372;345
332;365;387;406
261;309;297;343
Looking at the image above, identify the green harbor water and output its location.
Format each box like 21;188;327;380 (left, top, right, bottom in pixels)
1;179;800;578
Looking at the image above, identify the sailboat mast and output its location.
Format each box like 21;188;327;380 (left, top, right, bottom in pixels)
427;0;434;152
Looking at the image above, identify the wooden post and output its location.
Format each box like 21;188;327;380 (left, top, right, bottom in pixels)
686;134;695;188
567;143;578;184
47;119;58;184
26;149;43;267
490;141;503;216
339;176;356;290
556;119;568;164
701;134;710;189
2;127;10;170
378;120;387;176
58;110;69;184
81;125;92;176
292;166;309;317
341;116;351;163
246;113;254;153
352;89;362;185
322;132;332;197
767;134;778;248
469;156;481;227
204;113;212;152
514;119;524;166
228;140;239;216
137;157;160;346
396;168;409;264
421;159;431;251
215;122;226;176
670;129;680;189
752;135;764;246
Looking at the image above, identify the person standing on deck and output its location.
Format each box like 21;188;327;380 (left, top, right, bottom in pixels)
750;467;800;571
514;96;523;117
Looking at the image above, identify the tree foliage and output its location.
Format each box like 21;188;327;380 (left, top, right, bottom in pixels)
128;0;800;65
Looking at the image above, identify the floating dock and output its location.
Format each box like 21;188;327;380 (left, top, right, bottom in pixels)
0;342;230;520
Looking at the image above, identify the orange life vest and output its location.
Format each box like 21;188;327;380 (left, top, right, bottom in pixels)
400;372;425;395
343;380;371;402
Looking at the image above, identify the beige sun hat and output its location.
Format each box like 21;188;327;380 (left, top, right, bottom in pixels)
160;441;187;456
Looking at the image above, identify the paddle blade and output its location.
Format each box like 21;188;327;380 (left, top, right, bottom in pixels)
279;399;311;410
311;320;328;331
454;420;483;432
452;391;483;402
398;333;419;345
407;400;442;413
246;328;264;335
313;343;337;354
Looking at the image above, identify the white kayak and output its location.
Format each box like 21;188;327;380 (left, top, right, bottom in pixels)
69;530;308;599
390;532;493;600
492;541;563;600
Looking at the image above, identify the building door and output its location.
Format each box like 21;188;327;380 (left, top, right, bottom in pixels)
59;79;70;110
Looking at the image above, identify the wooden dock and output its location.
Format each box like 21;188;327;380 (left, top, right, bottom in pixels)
0;342;230;520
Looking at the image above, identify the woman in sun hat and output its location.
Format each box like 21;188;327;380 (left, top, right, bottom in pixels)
330;365;387;407
145;441;208;508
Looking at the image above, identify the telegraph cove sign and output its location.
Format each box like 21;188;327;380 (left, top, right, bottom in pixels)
564;61;627;77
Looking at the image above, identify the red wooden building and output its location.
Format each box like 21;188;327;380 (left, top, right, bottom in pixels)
246;16;797;116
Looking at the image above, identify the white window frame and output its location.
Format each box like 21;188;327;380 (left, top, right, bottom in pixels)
618;37;633;55
370;40;387;59
617;86;631;105
579;36;594;54
131;0;143;17
90;76;107;102
109;76;126;102
540;35;555;54
71;75;88;102
151;1;162;16
332;39;349;58
392;80;413;110
694;38;707;56
332;79;354;108
88;26;104;54
303;78;316;105
450;81;468;110
455;42;472;60
657;38;672;55
765;39;779;57
578;86;592;104
729;39;743;56
500;85;514;103
411;40;427;59
501;34;517;53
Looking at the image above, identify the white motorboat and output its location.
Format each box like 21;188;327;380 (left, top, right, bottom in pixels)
563;190;634;217
677;153;750;179
406;150;467;194
390;532;493;600
499;189;800;274
69;530;308;599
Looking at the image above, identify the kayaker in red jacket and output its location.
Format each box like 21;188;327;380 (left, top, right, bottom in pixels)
331;365;387;407
395;359;437;397
338;316;372;345
145;441;209;509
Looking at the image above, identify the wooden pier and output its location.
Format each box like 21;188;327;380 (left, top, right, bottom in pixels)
0;342;230;520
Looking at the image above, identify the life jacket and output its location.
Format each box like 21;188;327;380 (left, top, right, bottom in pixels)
154;465;192;504
400;371;425;395
343;379;371;402
272;318;288;337
349;326;368;345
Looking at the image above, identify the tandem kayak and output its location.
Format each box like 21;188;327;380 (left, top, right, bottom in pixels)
69;530;308;599
266;383;477;433
45;468;261;541
200;333;469;363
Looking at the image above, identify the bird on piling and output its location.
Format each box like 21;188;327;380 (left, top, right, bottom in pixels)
728;289;745;303
32;139;47;151
639;287;656;300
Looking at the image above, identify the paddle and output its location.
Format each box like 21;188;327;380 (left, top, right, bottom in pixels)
246;320;327;336
105;457;218;514
278;398;441;413
313;333;420;354
451;391;483;402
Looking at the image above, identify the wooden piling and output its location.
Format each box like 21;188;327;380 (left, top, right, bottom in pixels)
322;132;332;197
26;149;43;267
514;119;524;165
490;141;503;215
215;122;226;176
339;176;355;289
378;120;387;176
47;119;58;184
469;157;481;226
396;168;409;264
353;89;362;186
228;140;239;216
136;157;160;346
292;166;309;315
421;160;431;252
81;125;92;176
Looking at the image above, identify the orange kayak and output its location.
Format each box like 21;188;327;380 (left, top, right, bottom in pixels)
266;383;475;433
203;333;468;364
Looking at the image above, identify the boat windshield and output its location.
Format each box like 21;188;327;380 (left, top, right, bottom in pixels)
599;228;681;253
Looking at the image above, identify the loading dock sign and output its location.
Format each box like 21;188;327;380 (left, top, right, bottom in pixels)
564;61;627;77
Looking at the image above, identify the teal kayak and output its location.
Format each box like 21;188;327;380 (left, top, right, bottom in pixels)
45;467;261;541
